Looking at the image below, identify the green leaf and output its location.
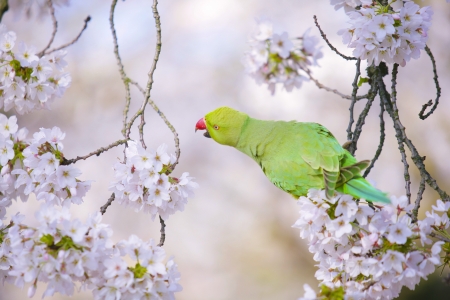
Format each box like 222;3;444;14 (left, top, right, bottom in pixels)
320;285;345;300
40;234;55;246
357;77;369;87
129;263;148;279
9;59;21;72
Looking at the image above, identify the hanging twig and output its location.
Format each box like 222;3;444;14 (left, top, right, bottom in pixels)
419;46;441;120
109;0;132;138
377;66;450;207
313;15;357;61
61;139;129;165
157;215;166;247
44;16;91;55
123;0;181;172
363;99;385;178
346;59;362;141
38;0;58;57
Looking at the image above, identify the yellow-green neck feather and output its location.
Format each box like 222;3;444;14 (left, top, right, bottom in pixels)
205;107;249;147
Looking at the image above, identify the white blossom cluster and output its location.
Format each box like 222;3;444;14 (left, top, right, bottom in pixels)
333;0;433;66
110;141;198;220
0;24;71;114
293;189;449;300
0;114;27;220
91;234;182;300
243;19;323;95
10;126;91;207
0;206;181;299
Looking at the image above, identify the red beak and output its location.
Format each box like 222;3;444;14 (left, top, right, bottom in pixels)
195;118;206;132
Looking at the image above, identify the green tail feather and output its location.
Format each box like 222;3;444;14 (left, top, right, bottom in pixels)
337;177;391;204
336;160;370;186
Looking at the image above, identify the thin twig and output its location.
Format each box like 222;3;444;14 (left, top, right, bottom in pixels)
61;139;128;165
109;0;132;138
363;99;385;178
346;59;361;141
38;0;58;57
348;87;377;156
308;72;367;101
419;45;441;120
129;79;146;95
429;232;450;243
44;16;91;55
100;193;115;215
411;177;426;223
157;215;166;247
313;15;357;61
139;114;147;149
390;63;411;204
125;0;163;137
377;66;450;204
124;0;181;172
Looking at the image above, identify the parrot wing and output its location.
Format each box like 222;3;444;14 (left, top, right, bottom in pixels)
259;122;347;198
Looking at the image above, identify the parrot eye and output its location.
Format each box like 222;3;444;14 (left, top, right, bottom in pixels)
213;125;220;130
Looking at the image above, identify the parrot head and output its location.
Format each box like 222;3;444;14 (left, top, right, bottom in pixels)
195;106;248;147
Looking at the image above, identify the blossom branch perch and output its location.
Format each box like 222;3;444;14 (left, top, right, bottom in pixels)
346;59;361;142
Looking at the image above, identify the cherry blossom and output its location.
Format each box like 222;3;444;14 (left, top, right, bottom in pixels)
334;0;433;66
110;140;198;220
243;20;322;94
0;206;182;299
293;189;448;299
0;25;71;114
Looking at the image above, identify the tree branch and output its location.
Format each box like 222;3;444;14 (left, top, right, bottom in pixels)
100;193;115;215
376;66;450;207
411;177;426;223
363;99;385;178
61;139;129;165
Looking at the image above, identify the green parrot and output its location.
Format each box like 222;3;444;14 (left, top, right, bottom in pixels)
195;106;390;203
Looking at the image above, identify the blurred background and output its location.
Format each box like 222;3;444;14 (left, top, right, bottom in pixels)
1;0;450;299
